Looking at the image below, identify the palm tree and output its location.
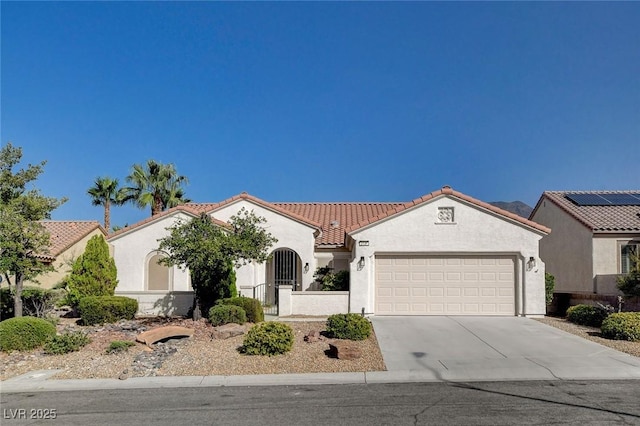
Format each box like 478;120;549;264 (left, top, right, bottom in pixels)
125;160;189;217
87;177;128;232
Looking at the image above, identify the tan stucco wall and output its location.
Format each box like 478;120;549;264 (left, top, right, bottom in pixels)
22;229;110;290
531;200;593;293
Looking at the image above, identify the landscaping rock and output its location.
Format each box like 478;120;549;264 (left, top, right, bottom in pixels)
304;330;325;343
328;341;362;360
211;323;245;340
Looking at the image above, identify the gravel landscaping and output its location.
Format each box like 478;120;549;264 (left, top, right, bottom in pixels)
0;317;385;381
536;316;640;358
3;315;639;382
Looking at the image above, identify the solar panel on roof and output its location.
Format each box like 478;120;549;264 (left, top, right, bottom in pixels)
566;192;640;206
565;193;610;205
600;193;640;206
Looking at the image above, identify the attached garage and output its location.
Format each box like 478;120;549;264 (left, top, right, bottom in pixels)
375;254;516;315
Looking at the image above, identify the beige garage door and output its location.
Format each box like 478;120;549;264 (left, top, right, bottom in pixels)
375;255;515;316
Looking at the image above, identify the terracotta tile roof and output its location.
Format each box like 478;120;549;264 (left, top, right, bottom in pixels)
110;187;550;248
107;205;229;241
342;186;550;235
273;202;404;246
190;192;323;231
37;221;105;260
531;191;640;232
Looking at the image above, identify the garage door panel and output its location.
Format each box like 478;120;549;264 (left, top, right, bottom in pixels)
376;255;515;316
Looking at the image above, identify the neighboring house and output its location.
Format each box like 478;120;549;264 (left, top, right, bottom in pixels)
26;221;107;289
530;191;640;298
108;186;549;317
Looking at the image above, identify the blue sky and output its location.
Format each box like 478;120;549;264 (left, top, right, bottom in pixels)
2;2;639;230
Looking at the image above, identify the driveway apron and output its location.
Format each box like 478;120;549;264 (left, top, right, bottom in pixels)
370;316;640;381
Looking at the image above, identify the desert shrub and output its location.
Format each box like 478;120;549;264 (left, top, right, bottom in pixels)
44;331;90;355
106;340;136;354
545;273;555;306
240;322;294;356
326;313;372;341
78;296;138;325
208;304;247;326
218;296;263;323
21;287;61;318
314;267;350;291
1;287;14;320
601;312;640;341
66;235;118;307
0;316;56;352
566;304;610;327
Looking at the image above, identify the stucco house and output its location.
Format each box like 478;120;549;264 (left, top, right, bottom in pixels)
530;191;640;302
26;221;107;289
108;186;550;317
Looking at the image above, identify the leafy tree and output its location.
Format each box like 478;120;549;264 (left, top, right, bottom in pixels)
87;176;128;232
66;235;118;307
0;143;66;316
618;249;640;298
158;208;277;319
125;160;189;217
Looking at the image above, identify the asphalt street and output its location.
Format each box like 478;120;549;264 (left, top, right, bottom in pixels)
2;380;640;425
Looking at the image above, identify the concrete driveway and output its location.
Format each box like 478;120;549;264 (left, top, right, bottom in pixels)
369;316;640;382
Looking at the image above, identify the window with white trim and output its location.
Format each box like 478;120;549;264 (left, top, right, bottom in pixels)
621;242;639;274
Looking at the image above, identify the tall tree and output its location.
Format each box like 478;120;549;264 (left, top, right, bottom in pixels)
158;208;277;319
66;235;118;307
0;143;66;316
125;160;189;217
87;176;128;232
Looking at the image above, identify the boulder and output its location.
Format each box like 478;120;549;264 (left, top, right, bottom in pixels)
328;341;362;360
136;326;194;347
304;330;325;343
211;323;246;340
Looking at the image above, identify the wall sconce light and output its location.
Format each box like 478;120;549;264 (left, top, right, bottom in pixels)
304;262;309;273
527;256;536;271
358;256;366;270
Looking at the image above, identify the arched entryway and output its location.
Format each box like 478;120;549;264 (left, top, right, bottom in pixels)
263;248;302;308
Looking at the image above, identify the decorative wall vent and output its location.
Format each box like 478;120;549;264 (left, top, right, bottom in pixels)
437;207;455;223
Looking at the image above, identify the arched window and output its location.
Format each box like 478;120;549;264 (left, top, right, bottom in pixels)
147;252;172;291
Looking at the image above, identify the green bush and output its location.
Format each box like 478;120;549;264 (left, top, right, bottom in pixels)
0;316;56;352
566;304;610;327
44;331;91;355
66;235;118;307
601;312;640;341
218;297;263;323
208;304;247;326
326;313;372;340
78;296;138;325
545;273;555;306
106;340;136;354
0;286;62;320
240;322;294;356
314;267;350;291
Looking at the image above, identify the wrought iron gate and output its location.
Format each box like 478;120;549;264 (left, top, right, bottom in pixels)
253;282;278;316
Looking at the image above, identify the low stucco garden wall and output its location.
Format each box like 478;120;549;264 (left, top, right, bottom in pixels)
278;285;349;316
115;291;194;316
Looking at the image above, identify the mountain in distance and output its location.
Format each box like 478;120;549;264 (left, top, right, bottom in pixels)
489;201;533;219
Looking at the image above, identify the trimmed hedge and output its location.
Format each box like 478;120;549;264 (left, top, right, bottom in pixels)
78;296;138;325
326;313;372;341
44;331;91;355
208;304;247;326
601;312;640;341
218;297;263;323
0;317;57;352
566;304;610;327
240;322;294;356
